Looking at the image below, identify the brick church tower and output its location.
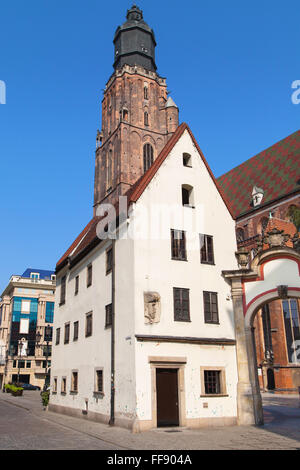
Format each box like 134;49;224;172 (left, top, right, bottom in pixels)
93;5;179;214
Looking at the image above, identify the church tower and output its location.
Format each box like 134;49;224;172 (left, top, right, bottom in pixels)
93;5;179;214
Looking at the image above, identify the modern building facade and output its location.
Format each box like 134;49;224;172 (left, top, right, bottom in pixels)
0;268;56;390
217;130;300;393
49;6;240;431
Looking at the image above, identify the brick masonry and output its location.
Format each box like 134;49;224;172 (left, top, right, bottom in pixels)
93;64;179;214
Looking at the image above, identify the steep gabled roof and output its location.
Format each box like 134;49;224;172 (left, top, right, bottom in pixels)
56;123;233;272
217;130;300;219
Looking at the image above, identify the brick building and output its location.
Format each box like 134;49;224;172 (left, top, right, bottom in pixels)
217;131;300;393
93;5;179;214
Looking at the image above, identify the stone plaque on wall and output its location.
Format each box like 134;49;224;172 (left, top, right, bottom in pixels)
144;292;161;324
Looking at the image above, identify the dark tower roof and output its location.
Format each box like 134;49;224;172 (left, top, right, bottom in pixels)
113;5;157;72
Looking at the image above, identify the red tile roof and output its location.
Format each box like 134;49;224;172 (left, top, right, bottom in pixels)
56;123;233;272
217;130;300;219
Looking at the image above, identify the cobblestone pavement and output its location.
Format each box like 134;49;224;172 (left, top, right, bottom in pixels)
0;391;299;450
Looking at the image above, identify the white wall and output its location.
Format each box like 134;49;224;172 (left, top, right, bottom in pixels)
129;129;239;422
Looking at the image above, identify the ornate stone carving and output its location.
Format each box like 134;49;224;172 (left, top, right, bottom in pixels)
277;285;288;299
144;292;161;324
263;228;289;248
292;232;300;253
235;248;249;268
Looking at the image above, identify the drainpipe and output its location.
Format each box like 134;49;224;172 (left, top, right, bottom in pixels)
109;239;116;426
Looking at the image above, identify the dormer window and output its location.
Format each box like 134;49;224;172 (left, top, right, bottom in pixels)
30;272;40;281
252;186;264;207
183;153;192;167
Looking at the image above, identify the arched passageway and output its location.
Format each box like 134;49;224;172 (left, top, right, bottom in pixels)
223;230;300;426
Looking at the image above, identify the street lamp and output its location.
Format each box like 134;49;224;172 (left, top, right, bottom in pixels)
35;325;52;391
16;338;28;385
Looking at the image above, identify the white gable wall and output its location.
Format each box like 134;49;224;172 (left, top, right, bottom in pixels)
129;129;239;428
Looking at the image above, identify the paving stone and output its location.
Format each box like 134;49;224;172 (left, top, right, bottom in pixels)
0;391;299;450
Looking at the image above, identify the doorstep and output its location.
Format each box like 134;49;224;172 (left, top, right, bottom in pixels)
154;426;188;433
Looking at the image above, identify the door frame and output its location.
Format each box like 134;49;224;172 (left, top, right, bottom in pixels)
149;356;187;428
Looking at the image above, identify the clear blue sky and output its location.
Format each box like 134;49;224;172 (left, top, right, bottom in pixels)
0;0;299;293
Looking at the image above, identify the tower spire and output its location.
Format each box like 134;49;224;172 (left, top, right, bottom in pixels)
113;5;157;72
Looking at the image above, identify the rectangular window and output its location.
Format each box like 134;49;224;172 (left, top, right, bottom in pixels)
45;302;54;323
75;275;79;295
105;304;112;328
64;323;70;344
85;312;93;337
106;247;113;274
18;360;25;369
19;318;29;334
200;234;214;264
21;300;31;313
71;371;78;393
95;369;103;393
173;288;190;322
87;264;93;288
282;299;300;364
55;328;60;345
61;377;66;394
203;291;219;324
171;229;187;261
26;361;31;368
73;321;79;341
53;377;57;393
204;370;221;395
60;276;66;305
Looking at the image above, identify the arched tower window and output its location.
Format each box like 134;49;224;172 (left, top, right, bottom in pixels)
144;86;149;100
106;149;113;191
143;144;154;173
236;228;245;243
144;111;149;126
287;205;300;231
259;217;269;234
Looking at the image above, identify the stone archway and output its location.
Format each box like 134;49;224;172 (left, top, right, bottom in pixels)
223;229;300;426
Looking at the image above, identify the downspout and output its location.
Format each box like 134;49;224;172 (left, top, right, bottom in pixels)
109;238;116;426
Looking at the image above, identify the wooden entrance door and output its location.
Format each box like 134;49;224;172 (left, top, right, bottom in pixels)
156;368;179;427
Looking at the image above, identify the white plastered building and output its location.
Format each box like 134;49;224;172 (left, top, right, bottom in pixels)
49;124;239;431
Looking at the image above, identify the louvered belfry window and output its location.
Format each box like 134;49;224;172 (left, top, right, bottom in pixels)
143;143;153;173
